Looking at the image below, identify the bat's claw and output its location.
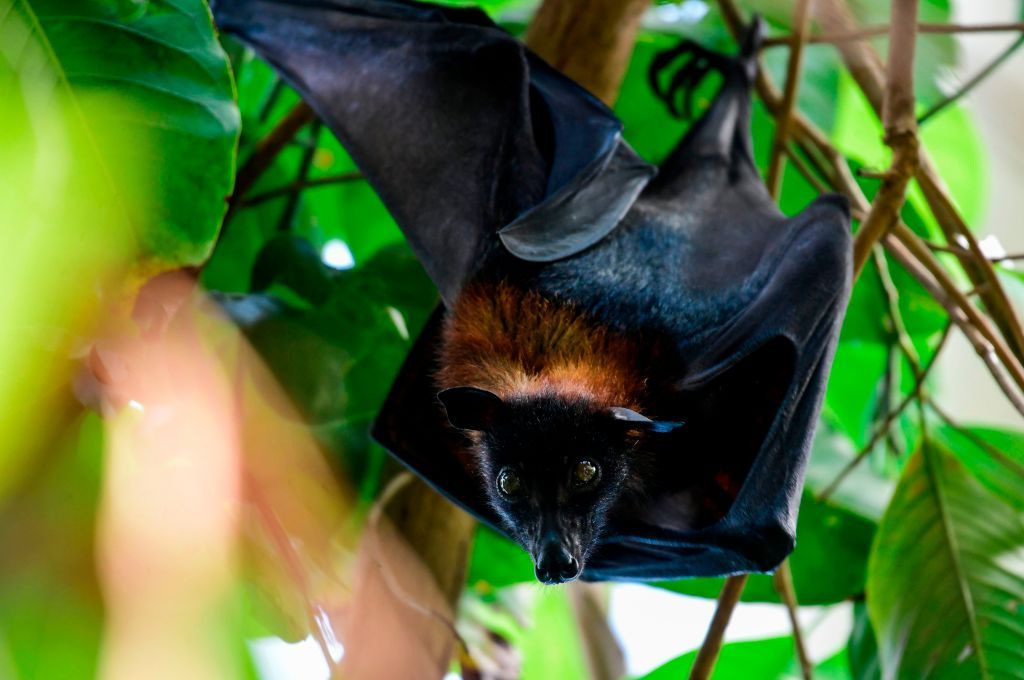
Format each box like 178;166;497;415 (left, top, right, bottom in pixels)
648;16;764;121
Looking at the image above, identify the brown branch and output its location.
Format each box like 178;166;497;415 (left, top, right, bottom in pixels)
919;33;1024;125
524;0;651;105
815;0;1024;364
763;21;1024;48
766;0;814;198
884;234;1024;417
874;245;922;373
242;172;365;208
226;102;316;221
850;0;920;277
773;560;812;680
926;241;1024;264
785;145;831;194
688;574;749;680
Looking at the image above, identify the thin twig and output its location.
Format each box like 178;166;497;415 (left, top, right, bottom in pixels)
884;234;1024;418
688;574;748;680
276;121;322;232
773;560;813;680
241;172;365;208
850;0;920;277
766;0;814;198
874;245;922;373
919;33;1024;125
226;102;316;221
785;144;831;194
926;240;1024;264
817;323;951;502
763;21;1024;48
890;225;1024;394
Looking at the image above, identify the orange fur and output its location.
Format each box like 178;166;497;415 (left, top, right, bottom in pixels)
436;281;647;409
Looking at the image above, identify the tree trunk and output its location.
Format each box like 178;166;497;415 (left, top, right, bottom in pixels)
526;0;652;106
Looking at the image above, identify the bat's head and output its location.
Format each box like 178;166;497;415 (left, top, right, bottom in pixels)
438;386;682;584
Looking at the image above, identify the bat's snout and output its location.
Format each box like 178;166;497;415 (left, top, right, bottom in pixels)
533;536;581;584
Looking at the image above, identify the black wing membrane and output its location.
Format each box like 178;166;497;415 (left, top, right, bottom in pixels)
212;0;655;303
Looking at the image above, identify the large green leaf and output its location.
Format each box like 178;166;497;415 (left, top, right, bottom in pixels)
638;634;854;680
867;440;1024;679
4;0;240;271
933;425;1024;513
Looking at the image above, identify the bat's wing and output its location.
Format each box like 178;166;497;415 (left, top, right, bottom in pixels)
212;0;655;303
581;20;853;580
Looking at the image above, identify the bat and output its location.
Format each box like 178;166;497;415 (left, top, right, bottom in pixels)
212;0;853;583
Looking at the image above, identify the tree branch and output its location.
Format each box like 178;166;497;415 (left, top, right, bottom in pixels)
688;574;749;680
524;0;651;105
850;0;920;277
817;323;950;502
766;0;814;198
773;560;812;680
919;33;1024;125
815;0;1024;364
763;21;1024;48
228;103;316;217
241;172;365;208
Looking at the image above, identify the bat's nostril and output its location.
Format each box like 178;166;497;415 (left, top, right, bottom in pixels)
560;555;581;581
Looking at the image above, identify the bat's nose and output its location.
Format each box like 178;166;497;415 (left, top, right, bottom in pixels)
534;538;581;584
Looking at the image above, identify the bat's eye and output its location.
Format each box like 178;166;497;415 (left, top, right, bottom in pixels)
496;467;523;499
573;459;600;488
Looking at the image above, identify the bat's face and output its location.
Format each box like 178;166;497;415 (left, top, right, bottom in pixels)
439;387;678;584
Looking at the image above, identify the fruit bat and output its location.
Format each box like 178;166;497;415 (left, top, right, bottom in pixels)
213;0;852;583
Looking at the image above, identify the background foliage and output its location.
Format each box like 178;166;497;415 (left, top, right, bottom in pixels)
2;0;1023;678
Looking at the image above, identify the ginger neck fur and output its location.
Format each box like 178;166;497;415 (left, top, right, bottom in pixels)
436;281;647;409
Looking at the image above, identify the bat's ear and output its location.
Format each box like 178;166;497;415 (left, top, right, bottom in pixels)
608;407;684;434
438;387;505;432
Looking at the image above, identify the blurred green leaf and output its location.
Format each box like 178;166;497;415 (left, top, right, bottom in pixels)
0;414;104;680
848;601;881;680
5;0;240;271
867;439;1024;678
639;636;795;680
467;525;536;589
520;588;589;680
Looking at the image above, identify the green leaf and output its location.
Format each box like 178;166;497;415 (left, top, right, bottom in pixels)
805;423;895;523
639;636;797;680
932;425;1024;513
867;440;1024;679
467;525;536;589
848;601;881;680
520;588;589;680
4;0;240;271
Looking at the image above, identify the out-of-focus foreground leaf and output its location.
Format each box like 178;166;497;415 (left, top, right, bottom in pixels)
3;0;240;275
867;437;1024;678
